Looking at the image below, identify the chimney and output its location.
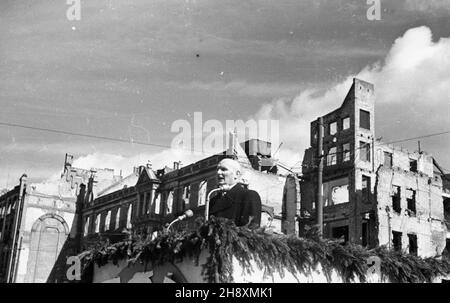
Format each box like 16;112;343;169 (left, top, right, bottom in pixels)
139;165;146;174
65;153;74;167
173;161;180;170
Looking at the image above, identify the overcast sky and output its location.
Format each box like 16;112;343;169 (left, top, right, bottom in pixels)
0;0;449;188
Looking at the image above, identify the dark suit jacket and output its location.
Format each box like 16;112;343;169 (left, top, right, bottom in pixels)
208;183;262;228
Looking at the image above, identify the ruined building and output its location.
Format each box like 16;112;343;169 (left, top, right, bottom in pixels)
77;139;299;243
300;78;449;257
0;154;122;283
47;138;300;282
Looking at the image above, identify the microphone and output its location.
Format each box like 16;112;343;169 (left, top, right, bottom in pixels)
167;209;194;231
177;209;194;221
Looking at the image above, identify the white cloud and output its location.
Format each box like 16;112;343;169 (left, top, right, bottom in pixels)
255;26;450;169
71;149;205;177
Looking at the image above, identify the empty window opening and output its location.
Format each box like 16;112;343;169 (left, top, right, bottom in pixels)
329;122;337;136
359;142;370;162
360;109;370;130
166;190;174;214
408;234;418;256
342;117;350;130
145;192;151;214
95;214;100;233
198;180;207;206
83;217;90;236
362;222;369;247
139;193;145;216
153;193;161;215
409;159;418;172
392;231;402;251
126;204;132;229
384;152;393;168
183;185;190;209
406;189;416;215
362;176;371;203
115;207;121;229
104;211;111;231
392;186;401;213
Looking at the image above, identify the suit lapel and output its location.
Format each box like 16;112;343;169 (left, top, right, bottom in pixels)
210;194;233;213
209;184;243;213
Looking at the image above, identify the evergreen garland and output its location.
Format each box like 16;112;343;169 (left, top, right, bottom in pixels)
79;216;450;283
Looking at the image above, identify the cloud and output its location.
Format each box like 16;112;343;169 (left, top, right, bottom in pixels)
254;26;450;169
24;147;206;195
71;148;205;177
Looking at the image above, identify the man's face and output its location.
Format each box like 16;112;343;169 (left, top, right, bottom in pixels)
217;160;240;188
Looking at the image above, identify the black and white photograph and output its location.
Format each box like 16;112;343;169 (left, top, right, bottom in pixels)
0;0;449;288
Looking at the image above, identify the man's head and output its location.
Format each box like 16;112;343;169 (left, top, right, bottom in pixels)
217;158;241;190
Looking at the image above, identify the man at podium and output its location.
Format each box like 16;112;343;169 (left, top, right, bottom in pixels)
208;158;262;228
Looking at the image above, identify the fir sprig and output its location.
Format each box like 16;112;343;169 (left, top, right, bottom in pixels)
78;216;450;283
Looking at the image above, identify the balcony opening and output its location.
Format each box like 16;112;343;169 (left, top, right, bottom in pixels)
444;198;450;231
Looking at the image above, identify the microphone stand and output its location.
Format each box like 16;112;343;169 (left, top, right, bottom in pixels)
167;218;181;232
167;210;194;232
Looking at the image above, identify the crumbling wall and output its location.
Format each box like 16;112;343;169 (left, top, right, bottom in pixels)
375;167;446;257
241;167;286;217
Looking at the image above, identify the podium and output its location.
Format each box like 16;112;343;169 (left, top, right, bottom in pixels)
84;217;450;283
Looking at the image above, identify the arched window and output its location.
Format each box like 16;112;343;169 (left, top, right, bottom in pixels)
198;180;207;206
145;192;151;215
104;210;111;231
27;214;69;283
153;193;161;215
84;217;90;236
126;204;132;229
95;214;100;233
115;207;121;230
166;190;174;214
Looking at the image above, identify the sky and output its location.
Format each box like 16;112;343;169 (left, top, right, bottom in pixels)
0;0;449;189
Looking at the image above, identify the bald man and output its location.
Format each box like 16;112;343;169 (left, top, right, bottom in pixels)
208;158;262;228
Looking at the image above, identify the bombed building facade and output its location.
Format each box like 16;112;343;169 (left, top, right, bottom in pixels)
46;139;300;282
76;139;299;243
299;78;449;257
0;155;123;283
